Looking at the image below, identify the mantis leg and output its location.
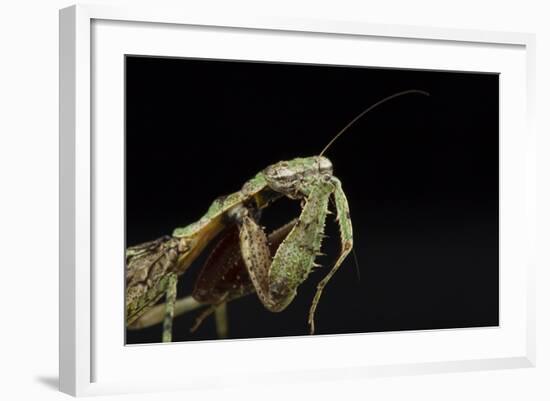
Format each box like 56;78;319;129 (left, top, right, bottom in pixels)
162;273;178;342
308;177;353;334
128;295;204;330
188;220;297;336
128;294;230;339
214;303;228;339
129;219;299;338
188;302;229;338
239;179;333;317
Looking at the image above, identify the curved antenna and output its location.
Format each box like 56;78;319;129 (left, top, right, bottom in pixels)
319;89;430;157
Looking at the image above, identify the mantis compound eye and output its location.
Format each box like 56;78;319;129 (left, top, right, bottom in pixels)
317;156;333;175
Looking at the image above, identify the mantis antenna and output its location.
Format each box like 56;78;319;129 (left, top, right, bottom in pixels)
320;89;430;283
319;89;430;157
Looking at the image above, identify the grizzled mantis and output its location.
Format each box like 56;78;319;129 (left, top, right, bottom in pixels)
126;89;429;342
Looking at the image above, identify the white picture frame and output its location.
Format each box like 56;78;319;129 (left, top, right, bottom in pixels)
59;3;536;397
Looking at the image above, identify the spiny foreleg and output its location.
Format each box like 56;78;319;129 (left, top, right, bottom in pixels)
308;177;353;334
239;179;333;317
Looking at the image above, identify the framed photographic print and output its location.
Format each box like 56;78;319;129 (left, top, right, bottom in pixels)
59;4;536;396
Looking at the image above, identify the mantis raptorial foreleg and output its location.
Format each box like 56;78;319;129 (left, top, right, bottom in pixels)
308;178;353;333
128;220;298;338
238;176;353;333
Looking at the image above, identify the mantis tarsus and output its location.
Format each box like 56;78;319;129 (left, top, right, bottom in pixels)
125;89;430;342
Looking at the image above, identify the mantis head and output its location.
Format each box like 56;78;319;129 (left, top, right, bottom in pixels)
263;156;333;198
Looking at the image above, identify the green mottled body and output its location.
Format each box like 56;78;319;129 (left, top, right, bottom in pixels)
237;157;353;333
125;167;280;337
126;155;353;339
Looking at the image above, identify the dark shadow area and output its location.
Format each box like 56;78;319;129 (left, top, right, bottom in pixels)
35;375;58;391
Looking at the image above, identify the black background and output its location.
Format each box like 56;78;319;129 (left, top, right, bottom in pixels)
125;56;499;344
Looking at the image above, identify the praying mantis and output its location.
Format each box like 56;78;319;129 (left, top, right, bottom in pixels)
125;89;429;342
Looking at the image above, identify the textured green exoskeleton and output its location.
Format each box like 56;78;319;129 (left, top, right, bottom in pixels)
191;157;353;335
125;89;429;341
125;173;281;338
126;156;352;337
238;156;352;334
